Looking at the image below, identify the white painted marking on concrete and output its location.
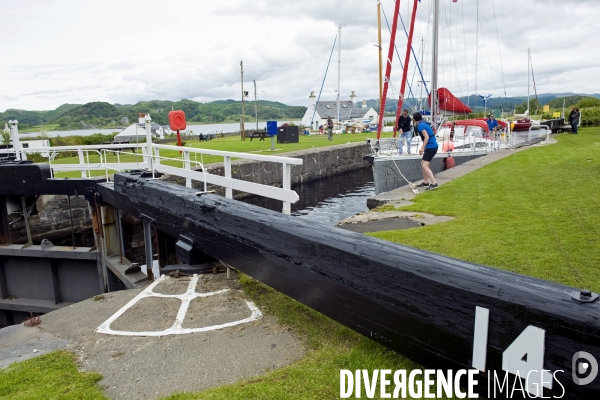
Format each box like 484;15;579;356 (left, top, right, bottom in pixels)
95;274;262;337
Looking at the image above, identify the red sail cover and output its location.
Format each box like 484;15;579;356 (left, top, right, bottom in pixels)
428;88;472;114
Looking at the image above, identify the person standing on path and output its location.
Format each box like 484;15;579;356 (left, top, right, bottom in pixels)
569;107;581;134
397;109;412;154
413;112;439;190
326;116;334;141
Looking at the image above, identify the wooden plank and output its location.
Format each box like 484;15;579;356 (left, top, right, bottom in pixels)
95;172;600;397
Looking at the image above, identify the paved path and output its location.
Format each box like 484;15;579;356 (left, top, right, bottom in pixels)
1;273;303;400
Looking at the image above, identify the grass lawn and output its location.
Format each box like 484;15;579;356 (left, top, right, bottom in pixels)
2;128;598;399
370;128;600;292
0;351;105;400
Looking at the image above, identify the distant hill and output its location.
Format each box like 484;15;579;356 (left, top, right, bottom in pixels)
0;104;80;126
1;100;306;130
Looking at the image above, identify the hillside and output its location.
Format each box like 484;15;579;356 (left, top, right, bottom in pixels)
1;99;306;130
0;104;80;127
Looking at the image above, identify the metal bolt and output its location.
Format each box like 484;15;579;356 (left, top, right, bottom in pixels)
581;289;592;298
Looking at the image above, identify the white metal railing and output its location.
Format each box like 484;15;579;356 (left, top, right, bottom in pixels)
17;142;302;214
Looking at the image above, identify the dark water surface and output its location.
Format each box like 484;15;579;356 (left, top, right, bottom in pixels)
242;167;374;226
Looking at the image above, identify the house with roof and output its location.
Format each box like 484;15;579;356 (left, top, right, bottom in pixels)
113;113;166;143
301;91;378;130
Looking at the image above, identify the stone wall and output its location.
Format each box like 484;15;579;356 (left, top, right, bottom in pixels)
163;141;372;194
10;195;94;246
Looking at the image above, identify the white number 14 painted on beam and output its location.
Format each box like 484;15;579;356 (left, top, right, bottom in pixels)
472;306;553;395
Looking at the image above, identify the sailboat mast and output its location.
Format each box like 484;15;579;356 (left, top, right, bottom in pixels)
394;0;419;138
431;0;439;130
375;0;402;140
240;60;245;140
377;1;383;108
527;48;531;115
337;25;341;123
420;37;424;111
254;79;258;130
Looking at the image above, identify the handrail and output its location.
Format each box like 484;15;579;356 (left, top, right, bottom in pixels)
151;144;304;165
17;143;303;214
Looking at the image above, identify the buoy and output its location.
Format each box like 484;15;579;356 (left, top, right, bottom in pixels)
445;155;455;170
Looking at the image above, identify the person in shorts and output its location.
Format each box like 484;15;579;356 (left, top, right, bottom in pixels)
413;112;439;190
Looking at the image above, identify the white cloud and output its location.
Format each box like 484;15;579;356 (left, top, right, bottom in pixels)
1;0;599;112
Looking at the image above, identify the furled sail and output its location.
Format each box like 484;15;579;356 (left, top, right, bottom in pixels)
428;87;472;115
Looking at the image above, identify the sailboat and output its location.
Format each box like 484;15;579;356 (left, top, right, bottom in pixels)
365;0;489;195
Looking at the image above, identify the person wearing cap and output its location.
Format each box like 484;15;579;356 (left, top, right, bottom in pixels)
413;112;439;190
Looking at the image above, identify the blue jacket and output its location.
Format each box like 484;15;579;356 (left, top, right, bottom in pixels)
417;121;438;149
487;118;499;131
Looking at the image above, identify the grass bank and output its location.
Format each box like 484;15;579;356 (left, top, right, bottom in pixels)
370;128;600;292
2;129;598;399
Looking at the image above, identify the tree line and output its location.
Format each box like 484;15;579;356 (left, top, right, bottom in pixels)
0;99;307;130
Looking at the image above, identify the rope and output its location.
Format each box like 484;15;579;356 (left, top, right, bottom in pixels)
491;0;507;98
309;32;338;129
391;157;419;193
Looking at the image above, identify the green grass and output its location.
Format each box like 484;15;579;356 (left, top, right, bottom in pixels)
4;129;598;399
0;351;105;400
17;124;61;133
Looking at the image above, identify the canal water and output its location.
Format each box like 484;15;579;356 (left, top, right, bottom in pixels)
242;167;375;226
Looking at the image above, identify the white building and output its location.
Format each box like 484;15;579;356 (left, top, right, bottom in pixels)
301;91;379;130
113;113;165;143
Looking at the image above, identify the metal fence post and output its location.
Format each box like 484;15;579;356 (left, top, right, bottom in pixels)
224;156;232;199
78;149;86;178
8;120;23;161
183;150;191;188
154;147;161;165
282;162;291;215
145;116;153;174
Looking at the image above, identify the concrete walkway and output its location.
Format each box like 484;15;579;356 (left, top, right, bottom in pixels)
338;137;556;232
0;273;303;400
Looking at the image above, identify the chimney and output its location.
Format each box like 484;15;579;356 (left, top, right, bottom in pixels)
350;91;356;104
362;100;367;108
308;91;317;108
138;112;150;123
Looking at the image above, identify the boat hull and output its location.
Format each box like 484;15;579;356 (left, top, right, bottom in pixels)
365;152;487;194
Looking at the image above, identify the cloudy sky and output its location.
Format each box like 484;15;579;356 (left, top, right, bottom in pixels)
1;0;599;112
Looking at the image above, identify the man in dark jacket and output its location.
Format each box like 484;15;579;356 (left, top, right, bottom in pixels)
397;109;412;154
569;107;580;134
326;117;334;141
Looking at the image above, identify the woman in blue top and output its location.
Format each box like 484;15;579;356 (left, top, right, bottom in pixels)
413;112;438;190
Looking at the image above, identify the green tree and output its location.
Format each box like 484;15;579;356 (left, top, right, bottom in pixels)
576;97;600;108
515;98;540;114
1;129;11;145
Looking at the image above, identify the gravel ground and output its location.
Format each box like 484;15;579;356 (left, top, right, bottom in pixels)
12;273;304;399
